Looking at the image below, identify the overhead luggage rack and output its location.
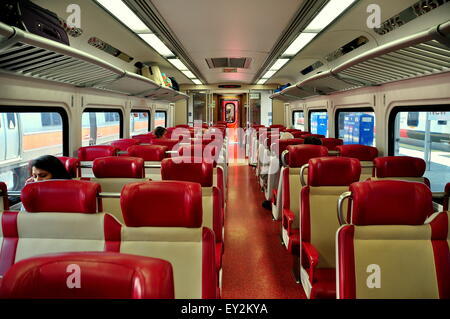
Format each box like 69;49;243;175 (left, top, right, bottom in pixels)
0;22;188;101
271;20;450;101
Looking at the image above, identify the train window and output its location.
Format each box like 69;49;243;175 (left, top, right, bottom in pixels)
292;110;305;130
130;111;150;136
336;109;375;146
309;110;328;137
82;109;123;146
155;110;167;128
0;108;68;193
390;108;450;192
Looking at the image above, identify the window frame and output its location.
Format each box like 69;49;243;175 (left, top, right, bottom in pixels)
334;107;375;142
308;109;328;134
155;110;167;128
388;104;450;156
82;108;124;142
0;106;69;156
130;109;151;134
292;110;304;128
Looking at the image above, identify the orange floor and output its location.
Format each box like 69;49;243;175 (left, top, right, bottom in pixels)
221;163;306;299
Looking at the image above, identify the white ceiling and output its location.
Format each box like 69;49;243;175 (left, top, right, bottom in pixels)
151;0;305;84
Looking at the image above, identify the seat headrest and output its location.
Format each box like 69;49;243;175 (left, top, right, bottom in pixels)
111;139;140;151
77;146;118;161
57;156;79;178
127;145;168;161
320;138;343;151
272;139;304;155
336;144;378;161
308;157;361;186
149;139;180;150
161;158;214;187
287;145;329;168
177;144;219;163
0;252;174;299
350;180;433;225
374;156;425;178
21;180;101;213
92;157;144;178
131;135;153;143
0;181;6;194
121;181;202;227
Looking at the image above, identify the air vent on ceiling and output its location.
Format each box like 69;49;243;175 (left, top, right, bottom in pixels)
206;57;252;69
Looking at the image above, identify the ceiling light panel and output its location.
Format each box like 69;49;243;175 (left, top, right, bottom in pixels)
168;58;189;71
262;70;277;78
257;79;268;85
182;71;196;79
192;79;203;85
95;0;150;33
305;0;357;32
282;32;317;57
270;58;290;70
138;34;174;57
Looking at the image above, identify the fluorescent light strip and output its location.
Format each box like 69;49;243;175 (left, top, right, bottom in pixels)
270;58;290;71
182;70;196;79
282;32;317;57
192;79;202;85
168;58;188;71
138;34;174;57
305;0;357;32
96;0;150;33
257;79;268;85
262;70;277;78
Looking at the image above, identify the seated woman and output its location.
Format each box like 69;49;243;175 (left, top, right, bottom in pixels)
154;126;168;139
26;155;72;184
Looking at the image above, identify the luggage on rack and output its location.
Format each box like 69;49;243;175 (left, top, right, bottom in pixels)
135;62;165;86
169;77;180;91
0;0;70;45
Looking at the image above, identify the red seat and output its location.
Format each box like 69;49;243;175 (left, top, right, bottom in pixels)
336;144;378;161
337;144;378;181
120;181;218;298
21;179;102;214
132;135;154;143
127;145;168;161
111;139;141;152
57;156;80;178
149;138;180;150
161;159;224;272
299;157;360;298
320;138;343;151
77;145;118;161
373;156;430;187
0;252;174;299
281;145;329;254
92;157;144;179
337;180;447;299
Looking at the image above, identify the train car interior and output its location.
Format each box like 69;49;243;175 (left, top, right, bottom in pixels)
0;0;449;303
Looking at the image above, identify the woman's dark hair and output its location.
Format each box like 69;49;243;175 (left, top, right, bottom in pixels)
154;126;167;138
304;136;323;145
30;155;72;180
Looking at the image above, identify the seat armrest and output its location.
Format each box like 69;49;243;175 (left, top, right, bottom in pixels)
283;208;296;235
272;189;277;205
302;242;319;283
